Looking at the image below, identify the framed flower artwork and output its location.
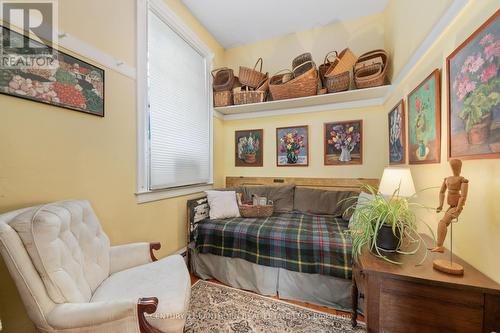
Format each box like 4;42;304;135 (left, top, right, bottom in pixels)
447;10;500;160
388;100;406;165
324;120;363;165
408;69;441;164
276;126;308;166
235;129;263;167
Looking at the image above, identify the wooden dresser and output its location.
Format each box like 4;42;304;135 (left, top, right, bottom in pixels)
352;235;500;333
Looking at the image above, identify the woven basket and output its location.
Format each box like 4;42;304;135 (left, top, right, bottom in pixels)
269;61;318;101
233;87;266;105
354;49;387;72
293;59;315;77
269;69;294;85
326;48;358;76
256;77;270;92
239;58;268;89
213;90;232;107
239;204;274;218
212;68;235;91
354;49;388;89
318;51;338;87
325;71;350;93
292;52;312;69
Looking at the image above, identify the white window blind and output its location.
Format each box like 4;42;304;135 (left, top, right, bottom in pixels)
147;9;211;190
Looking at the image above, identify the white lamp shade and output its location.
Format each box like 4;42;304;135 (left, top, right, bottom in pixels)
379;167;416;197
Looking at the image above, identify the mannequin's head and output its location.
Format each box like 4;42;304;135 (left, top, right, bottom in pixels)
450;159;462;176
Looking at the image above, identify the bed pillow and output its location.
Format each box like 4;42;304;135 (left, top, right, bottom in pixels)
348;192;375;228
293;188;358;216
205;190;241;219
242;185;295;212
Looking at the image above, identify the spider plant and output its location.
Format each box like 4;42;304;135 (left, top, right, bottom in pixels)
345;184;433;265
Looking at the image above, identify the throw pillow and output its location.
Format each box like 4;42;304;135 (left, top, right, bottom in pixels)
293;188;358;216
205;190;241;219
348;192;375;228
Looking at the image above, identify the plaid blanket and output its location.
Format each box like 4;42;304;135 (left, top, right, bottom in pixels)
195;212;352;279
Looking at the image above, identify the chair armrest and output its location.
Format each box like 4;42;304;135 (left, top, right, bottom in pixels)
47;298;165;333
110;242;161;274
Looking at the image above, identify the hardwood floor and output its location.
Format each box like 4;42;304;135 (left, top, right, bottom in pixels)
190;273;364;322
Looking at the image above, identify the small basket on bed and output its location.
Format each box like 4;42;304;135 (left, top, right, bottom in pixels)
239;204;274;218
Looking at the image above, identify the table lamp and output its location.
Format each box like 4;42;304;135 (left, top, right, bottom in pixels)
379;167;416;198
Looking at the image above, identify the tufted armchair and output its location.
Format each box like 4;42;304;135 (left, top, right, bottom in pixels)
0;200;191;333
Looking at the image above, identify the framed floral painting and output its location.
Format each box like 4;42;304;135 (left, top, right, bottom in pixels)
388;100;406;165
235;129;263;167
408;69;441;164
447;10;500;160
324;120;363;165
276;126;308;166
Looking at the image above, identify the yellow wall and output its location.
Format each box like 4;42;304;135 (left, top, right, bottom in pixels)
0;0;224;332
223;13;385;76
384;0;500;283
383;0;453;79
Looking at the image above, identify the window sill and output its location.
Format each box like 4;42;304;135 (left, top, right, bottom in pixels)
135;184;213;204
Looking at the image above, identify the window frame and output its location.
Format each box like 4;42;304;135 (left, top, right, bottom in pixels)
136;0;214;203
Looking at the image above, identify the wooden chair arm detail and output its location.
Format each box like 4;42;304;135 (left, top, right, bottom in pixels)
137;297;164;333
149;242;161;262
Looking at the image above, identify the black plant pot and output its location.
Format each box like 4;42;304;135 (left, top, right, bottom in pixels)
376;224;402;251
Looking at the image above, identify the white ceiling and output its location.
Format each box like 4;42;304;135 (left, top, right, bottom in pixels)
181;0;389;48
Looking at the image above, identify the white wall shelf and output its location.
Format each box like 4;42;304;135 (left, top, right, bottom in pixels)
215;85;390;120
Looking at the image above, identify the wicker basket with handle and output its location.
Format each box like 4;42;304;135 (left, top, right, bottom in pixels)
326;48;358;76
318;51;338;87
239;204;274;218
354;49;388;89
239;58;268;89
325;71;350;93
269;61;318;101
212;68;235;91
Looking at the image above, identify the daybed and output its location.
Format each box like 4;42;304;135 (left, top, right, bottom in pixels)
187;176;378;310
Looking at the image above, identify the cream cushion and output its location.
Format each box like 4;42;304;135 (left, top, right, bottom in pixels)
205;190;241;219
9;200;110;303
91;254;191;333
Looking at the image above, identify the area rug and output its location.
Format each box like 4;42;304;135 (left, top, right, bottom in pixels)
185;280;366;332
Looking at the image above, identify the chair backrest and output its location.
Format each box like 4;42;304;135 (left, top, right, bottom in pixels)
7;200;111;304
0;200;111;330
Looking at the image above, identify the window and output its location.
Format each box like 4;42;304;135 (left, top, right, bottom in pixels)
137;0;214;202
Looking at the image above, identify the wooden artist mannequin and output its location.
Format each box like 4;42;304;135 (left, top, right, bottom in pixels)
431;159;469;253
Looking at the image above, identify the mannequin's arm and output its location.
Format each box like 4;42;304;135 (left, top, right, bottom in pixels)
437;178;447;212
455;179;469;214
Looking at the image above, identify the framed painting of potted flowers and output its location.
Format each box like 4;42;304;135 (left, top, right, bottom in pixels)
276;126;308;166
447;10;500;160
408;69;441;164
388;100;406;165
235;129;263;167
324;120;363;165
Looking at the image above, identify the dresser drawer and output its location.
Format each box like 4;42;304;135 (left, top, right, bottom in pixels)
379;278;484;333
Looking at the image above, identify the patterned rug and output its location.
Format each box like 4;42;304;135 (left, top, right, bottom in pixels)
185;280;366;332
